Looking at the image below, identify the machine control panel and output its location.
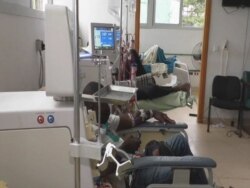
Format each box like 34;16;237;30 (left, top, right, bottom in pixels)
0;91;74;130
37;114;55;125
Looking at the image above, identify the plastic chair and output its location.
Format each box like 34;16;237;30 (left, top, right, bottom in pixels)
97;143;217;188
207;75;242;136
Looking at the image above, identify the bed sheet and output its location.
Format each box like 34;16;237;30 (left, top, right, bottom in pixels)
137;91;187;111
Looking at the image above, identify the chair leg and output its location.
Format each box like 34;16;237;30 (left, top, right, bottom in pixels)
233;109;243;138
237;109;243;138
207;98;212;132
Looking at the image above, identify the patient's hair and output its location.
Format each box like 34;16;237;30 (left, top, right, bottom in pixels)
83;82;110;124
144;140;173;156
130;49;145;77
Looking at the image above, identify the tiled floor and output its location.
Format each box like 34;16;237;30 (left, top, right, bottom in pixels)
166;101;250;188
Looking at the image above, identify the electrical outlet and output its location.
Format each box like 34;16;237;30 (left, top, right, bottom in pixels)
36;39;45;51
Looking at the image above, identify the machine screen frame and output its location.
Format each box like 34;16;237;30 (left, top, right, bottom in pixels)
91;22;115;55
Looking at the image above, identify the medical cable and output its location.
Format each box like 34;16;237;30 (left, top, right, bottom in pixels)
38;50;44;89
220;42;229;76
98;58;102;143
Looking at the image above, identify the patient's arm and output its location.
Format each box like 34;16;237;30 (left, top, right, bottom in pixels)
116;110;175;131
152;110;176;124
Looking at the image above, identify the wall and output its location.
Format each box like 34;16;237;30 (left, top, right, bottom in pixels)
0;1;44;91
53;0;72;11
78;0;118;48
205;0;250;120
0;0;131;91
1;0;30;8
140;28;202;55
53;1;117;47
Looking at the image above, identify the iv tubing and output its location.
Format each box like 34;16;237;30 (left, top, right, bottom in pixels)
220;48;229;76
98;58;101;143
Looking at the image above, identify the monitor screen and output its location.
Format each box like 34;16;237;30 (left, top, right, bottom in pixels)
91;23;115;53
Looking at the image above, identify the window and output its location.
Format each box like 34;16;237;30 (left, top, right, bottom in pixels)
182;0;205;27
140;0;148;24
155;0;180;24
141;0;205;28
31;0;51;11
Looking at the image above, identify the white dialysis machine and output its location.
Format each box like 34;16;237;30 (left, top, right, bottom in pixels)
0;5;116;188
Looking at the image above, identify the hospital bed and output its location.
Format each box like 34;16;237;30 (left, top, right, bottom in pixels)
138;61;193;110
115;55;191;111
117;61;190;89
142;45;191;87
97;143;217;188
148;61;190;88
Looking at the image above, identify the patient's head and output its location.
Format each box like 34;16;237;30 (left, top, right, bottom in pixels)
144;140;161;156
129;49;145;76
83;82;110;124
144;140;173;156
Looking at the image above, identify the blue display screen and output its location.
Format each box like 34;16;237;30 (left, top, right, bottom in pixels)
93;27;115;50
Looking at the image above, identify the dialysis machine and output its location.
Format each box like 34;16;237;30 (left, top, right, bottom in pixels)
0;4;135;188
0;91;82;188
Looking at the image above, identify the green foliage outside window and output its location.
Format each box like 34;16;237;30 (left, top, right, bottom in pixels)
182;0;205;27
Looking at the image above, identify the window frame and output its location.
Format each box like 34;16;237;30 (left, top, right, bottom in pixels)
141;0;204;30
31;0;53;11
140;0;153;28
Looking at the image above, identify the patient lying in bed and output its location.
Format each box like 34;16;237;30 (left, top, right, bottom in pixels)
129;49;190;101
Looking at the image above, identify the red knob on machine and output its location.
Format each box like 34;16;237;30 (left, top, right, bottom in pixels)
37;115;44;124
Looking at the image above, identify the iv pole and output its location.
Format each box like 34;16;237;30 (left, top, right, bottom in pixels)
118;0;123;81
70;2;138;187
73;0;81;188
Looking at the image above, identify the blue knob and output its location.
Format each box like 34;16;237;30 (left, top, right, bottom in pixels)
47;115;55;124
